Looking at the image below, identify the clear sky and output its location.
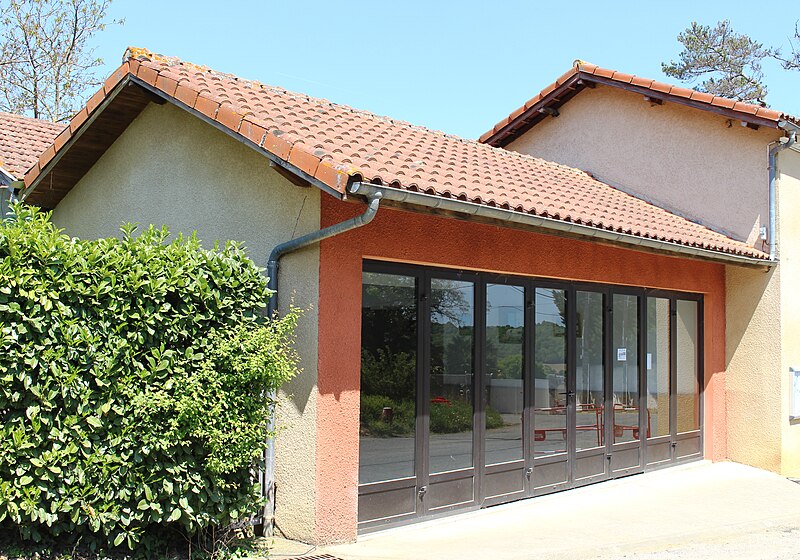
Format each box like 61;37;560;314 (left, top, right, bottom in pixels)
93;0;799;140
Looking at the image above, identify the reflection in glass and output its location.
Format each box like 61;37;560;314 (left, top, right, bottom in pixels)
485;284;524;465
576;291;604;451
613;294;639;443
359;272;417;484
646;297;670;438
533;288;567;456
429;278;475;473
676;300;700;433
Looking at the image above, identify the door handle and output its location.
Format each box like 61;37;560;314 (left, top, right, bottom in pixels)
418;485;427;499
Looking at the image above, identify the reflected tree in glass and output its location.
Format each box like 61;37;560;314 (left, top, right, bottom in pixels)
429;279;475;473
576;291;604;451
533;288;567;456
359;272;417;484
485;284;524;465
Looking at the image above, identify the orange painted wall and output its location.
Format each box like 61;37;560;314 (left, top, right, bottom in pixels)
316;196;727;543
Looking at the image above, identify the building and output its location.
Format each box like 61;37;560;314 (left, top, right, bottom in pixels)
13;48;800;544
0;112;63;215
479;62;800;477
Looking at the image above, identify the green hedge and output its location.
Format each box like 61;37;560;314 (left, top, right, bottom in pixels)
0;206;298;553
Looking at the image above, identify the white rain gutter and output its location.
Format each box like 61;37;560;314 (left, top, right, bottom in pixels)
349;182;773;267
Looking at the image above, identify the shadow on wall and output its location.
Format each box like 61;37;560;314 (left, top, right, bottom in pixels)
277;288;316;414
726;266;776;367
725;264;782;471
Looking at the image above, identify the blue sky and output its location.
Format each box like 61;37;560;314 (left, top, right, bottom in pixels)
94;1;799;139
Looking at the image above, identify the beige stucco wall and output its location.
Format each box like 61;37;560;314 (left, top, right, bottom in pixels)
725;147;800;476
778;148;800;476
506;85;779;244
51;102;322;540
725;265;782;471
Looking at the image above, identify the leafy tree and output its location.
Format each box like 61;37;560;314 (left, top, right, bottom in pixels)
662;20;774;104
0;0;122;121
663;20;800;105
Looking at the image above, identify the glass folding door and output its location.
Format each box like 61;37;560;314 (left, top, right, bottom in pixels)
573;290;607;486
609;292;644;475
482;282;527;504
358;262;704;531
643;294;703;468
425;275;477;513
358;271;419;526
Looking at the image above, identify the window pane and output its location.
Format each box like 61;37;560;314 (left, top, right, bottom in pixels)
485;284;524;465
676;300;700;433
613;294;639;443
533;288;567;456
576;291;604;451
359;272;417;484
646;297;671;438
430;279;475;473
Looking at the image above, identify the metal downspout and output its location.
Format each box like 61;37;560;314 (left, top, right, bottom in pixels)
260;185;382;535
769;128;798;261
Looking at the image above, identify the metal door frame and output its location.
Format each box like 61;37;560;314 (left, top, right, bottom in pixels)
357;260;705;533
421;268;481;517
480;275;529;507
529;279;574;496
571;284;612;488
641;291;705;470
357;261;424;531
606;287;647;478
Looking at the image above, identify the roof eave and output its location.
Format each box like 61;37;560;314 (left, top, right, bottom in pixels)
351;182;772;268
128;76;349;202
20;74;134;203
483;71;783;148
20;69;353;208
0;166;15;185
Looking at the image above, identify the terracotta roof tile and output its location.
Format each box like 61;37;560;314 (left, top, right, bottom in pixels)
0;112;64;179
482;61;798;147
23;48;768;261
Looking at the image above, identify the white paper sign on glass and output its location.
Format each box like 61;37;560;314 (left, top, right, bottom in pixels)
792;367;800;421
617;348;627;362
646;353;652;370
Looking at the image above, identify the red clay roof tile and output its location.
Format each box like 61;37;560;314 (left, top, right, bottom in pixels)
0;112;64;180
21;48;769;261
689;91;715;103
481;61;798;149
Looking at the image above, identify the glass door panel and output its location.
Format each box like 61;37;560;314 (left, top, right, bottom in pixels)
646;297;671;439
575;291;604;452
612;294;639;444
484;284;525;466
360;272;418;484
429;278;475;474
533;288;568;457
359;261;704;532
676;300;700;433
